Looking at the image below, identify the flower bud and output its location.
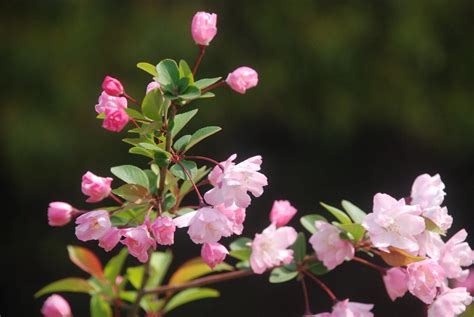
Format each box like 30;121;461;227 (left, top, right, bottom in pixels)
41;294;72;317
201;242;228;269
191;12;217;46
102;108;129;132
48;202;73;227
81;171;113;203
269;200;297;227
150;216;176;245
226;67;258;94
102;75;124;96
146;81;161;94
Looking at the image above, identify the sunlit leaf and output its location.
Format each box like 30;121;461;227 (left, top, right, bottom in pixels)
110;165;149;188
300;214;328;234
112;184;151;204
137;62;158;77
269;266;298;283
104;248;128;284
171;109;198;137
194;77;222;90
341;200;367;224
90;295;112;317
164;288;220;313
67;245;104;279
379;247;425;266
320;202;352;225
337;223;366;242
184;126;222;151
34;278;94;298
169;257;233;285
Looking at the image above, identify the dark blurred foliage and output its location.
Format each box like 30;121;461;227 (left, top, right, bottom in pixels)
1;0;474;316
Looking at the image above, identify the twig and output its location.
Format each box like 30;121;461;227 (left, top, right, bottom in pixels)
301;276;312;315
192;45;206;76
352;256;386;274
174;159;205;206
302;269;337;303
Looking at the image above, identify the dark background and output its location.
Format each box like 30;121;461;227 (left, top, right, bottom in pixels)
1;0;474;316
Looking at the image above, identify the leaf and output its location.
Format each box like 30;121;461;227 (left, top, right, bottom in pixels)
164;288;220;313
184;126;222;151
104;248;128;283
291;232;306;264
337;223;366;242
137;62;158;77
341;200;367;224
163;192;177;211
170;160;197;180
67;245;104;279
127;266;144;289
141;88;164;121
229;249;251;261
90;295;112;317
269;266;298;283
379;247;425;266
230;237;252;251
171;109;198;137
34;278;94;297
154;150;171;168
156;59;180;88
199;92;216;99
305;261;329;276
147;250;173;288
194;77;222;90
300;214;328;234
110;165;149;188
169;257;233;285
320;202;352;225
179;166;210;198
179;60;194;83
179;86;201;100
144;169;158;194
424;217;446;236
124;108;146;120
173;135;191;152
119;291;137;303
112;184;150;204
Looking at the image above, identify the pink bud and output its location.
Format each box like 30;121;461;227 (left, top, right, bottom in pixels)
47;202;73;227
95;92;127;114
225;67;259;94
383;267;409;301
102;75;124;96
81;171;113;203
191;12;217;46
102;108;129;132
98;227;121;252
269;200;297;227
146;81;161;94
41;294;72;317
201;242;228;269
150;216;176;245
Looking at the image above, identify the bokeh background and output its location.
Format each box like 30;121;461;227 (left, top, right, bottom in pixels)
2;0;474;316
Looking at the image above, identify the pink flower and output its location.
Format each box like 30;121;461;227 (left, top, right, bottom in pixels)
75;210;111;241
427;287;472;317
204;154;268;208
309;221;354;270
453;269;474;294
416;231;444;259
191;12;217;46
95;91;127;114
187;207;233;244
383;267;409;301
121;225;156;263
422;206;453;232
48;202;73;226
216;204;246;235
250;223;297;274
438;229;474;280
102;75;124;96
102;107;129;132
201;242;228;269
226;67;259;94
81;171;113;203
98;227;121;252
150;216;176;245
269;200;298;227
41;294;72;317
407;259;446;304
363;193;425;253
411;173;446;208
331;299;374;317
146;81;161;94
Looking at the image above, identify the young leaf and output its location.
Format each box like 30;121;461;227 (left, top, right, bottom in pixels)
110;165;149;188
67;245;104;279
184;126;222;151
141;88;164;121
179;86;201;100
112;184;151;204
194;77;222;90
171;109;198;137
379;247;425;266
90;295;112;317
341;200;367;224
104;248;128;284
137;62;158;77
170;160;197;180
424;217;446;236
164;288;220;313
147;250;173;288
269;266;298;283
305;261;329;276
229;248;251;262
320;202;352;225
156;59;180;88
230;237;252;251
127;266;144;289
337;223;366;242
124;108;146;120
34;278;94;298
300;214;328;234
179;60;194;83
291;232;306;264
173;135;191;152
169;257;233;285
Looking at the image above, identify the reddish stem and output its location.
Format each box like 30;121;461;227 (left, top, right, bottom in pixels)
109;193;124;205
192;45;206;76
201;80;227;94
182;155;224;170
301;276;312;315
130;118;140;129
175;159;205;206
302;269;337;303
123;92;140;107
352;256;386;274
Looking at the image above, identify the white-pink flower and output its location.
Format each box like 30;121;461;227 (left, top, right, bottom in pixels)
427;287;472;317
416;231;444;259
81;171;113;203
422;206;453;232
438;229;474;281
407;259;446;304
187;207;233;244
150;216;176;246
48;202;73;227
411;173;446;208
191;12;217;46
95;91;127;114
383;267;409;301
75;210;111;241
363;193;425;253
201;242;228;269
250;223;297;274
41;294;72;317
98;227;121;252
453;268;474;294
121;225;156;263
216;204;246;235
331;299;374;317
269;200;298;227
226;67;259;94
309;221;354;270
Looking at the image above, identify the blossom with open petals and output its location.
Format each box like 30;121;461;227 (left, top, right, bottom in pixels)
438;229;474;280
75;210;111;241
428;287;472;317
121;225;156;262
383;267;408;301
407;259;446;304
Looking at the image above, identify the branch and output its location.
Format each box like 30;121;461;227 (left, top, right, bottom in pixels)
175;159;205;206
302;269;337;303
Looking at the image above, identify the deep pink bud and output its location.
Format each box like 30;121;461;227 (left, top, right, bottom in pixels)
146;81;161;94
81;171;113;203
102;76;124;96
150;216;176;245
48;202;73;227
98;227;121;252
201;242;228;269
41;294;72;317
102;108;129;132
226;67;259;94
191;12;217;46
269;200;297;227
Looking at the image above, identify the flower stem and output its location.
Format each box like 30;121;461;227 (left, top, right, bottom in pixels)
352;256;386;274
174;159;205;206
123;92;141;107
192;45;206;76
109;193;124;205
302;269;337;303
201;80;227;94
182;155;224;170
301;276;312;315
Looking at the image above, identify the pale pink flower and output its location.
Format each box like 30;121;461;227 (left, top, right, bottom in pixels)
187;207;233;244
363;193;425;253
102;75;124;96
438;229;474;281
331;299;374;317
95;91;127;114
312;314;331;317
81;171;113;203
250;223;297;274
41;294;72;317
121;225;156;263
75;210;111;241
453;269;474;294
216;204;246;235
146;81;161;94
102;107;129;132
407;259;446;304
383;267;409;301
48;202;73;226
150;216;176;245
416;231;444;259
191;12;217;46
201;242;228;269
309;221;354;270
226;67;259;94
428;287;472;317
98;227;121;252
411;173;446;208
422;206;453;232
269;200;298;227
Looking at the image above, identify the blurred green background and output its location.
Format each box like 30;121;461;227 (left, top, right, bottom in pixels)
2;0;474;316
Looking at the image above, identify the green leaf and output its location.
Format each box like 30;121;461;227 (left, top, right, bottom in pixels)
112;184;150;204
169;257;233;285
104;248;128;284
34;278;94;298
124;108;146;120
424;217;446;236
179;60;194;83
170;160;197;180
97;112;106;119
119;291;137;303
320;202;352;225
199;92;216;99
194;77;222;90
230;237;252;250
173;135;191;152
164;288;220;313
269;266;298;283
171;109;198;137
141;88;164;121
137;62;158;77
229;249;251;261
305;261;329;276
291;232;306;264
147;250;173;288
156;59;180;88
177;77;190;94
110;165;149;188
341;200;367;224
337;223;366;242
90;295;112;317
129;147;154;159
300;214;328;234
184;126;222;151
179;85;201;100
154;150;171;168
163;192;177;211
67;245;104;279
144;169;158;194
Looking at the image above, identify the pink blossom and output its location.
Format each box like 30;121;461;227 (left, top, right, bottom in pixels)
150;216;176;245
81;171;112;203
146;81;161;94
453;269;474;294
416;231;444;259
121;225;156;263
363;193;425;253
187;207;233;244
102;107;129;132
216;204;246;235
48;202;73;226
331;299;374;317
75;210;111;241
41;294;72;317
422;206;452;232
201;242;228;269
312;314;331;317
226;67;259;94
427;287;472;317
411;173;446;208
95;91;127;114
98;227;121;252
309;221;354;270
269;200;297;227
383;267;408;301
438;229;474;280
204;154;268;208
102;75;124;96
250;223;297;274
191;12;217;46
407;259;446;304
